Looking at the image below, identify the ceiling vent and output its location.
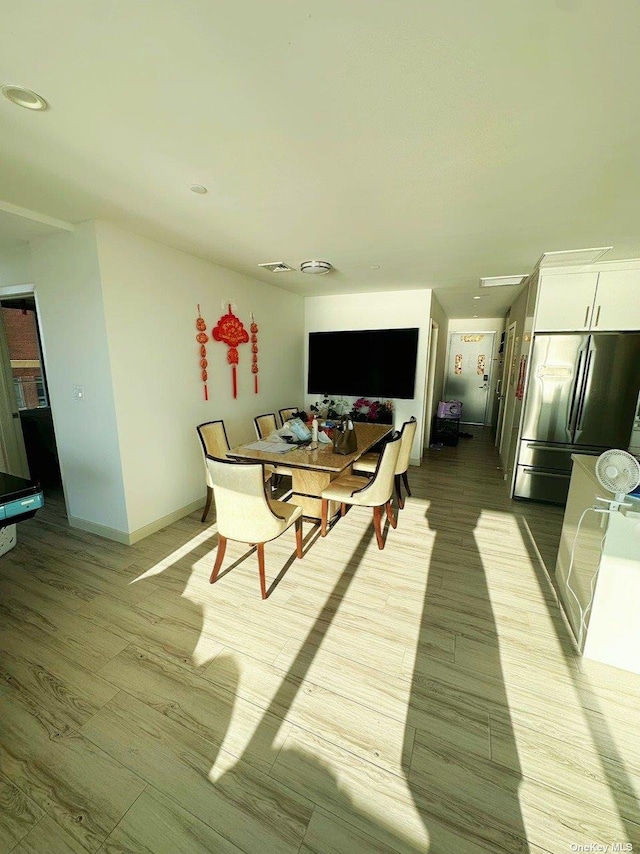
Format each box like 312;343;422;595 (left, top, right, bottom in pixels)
536;247;612;268
479;275;528;288
258;261;294;273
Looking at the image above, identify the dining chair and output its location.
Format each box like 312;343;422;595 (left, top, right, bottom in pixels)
254;413;278;439
352;416;417;509
320;432;402;549
206;456;303;599
253;413;293;479
278;407;299;426
197;420;272;523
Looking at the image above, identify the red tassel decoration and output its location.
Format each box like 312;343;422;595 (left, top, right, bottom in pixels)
195;305;209;401
250;313;259;394
212;305;248;399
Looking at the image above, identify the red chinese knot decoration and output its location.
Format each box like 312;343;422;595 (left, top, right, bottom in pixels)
250;312;259;394
212;305;249;398
195;305;209;400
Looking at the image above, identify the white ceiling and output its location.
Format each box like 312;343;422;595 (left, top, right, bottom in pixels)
1;1;640;317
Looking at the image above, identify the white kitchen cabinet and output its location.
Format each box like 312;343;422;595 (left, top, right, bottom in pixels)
591;269;640;331
535;272;599;331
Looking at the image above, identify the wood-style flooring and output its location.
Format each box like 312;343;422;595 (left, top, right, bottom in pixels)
1;429;639;853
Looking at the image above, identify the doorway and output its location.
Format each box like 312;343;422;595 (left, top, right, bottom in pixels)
444;331;496;425
497;321;517;462
422;320;439;449
0;293;62;490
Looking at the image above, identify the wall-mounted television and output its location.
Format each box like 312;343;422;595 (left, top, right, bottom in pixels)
307;328;419;399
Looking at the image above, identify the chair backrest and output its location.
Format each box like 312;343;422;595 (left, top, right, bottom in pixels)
197;421;231;487
206;456;285;543
279;407;298;426
254;413;277;439
395;417;417;475
353;433;402;505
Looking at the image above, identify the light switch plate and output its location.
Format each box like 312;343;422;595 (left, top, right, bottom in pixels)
73;384;84;401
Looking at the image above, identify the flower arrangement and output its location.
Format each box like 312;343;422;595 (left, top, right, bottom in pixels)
309;395;350;419
350;398;394;424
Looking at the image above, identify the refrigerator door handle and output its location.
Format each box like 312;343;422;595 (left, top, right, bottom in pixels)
567;350;585;433
576;349;594;431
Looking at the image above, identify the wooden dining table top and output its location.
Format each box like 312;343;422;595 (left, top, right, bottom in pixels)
228;422;393;473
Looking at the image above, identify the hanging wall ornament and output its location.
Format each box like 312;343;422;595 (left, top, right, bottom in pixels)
195;304;209;400
250;312;259;394
212;304;249;399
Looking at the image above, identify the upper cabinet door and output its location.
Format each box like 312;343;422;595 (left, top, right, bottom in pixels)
592;270;640;331
535;272;600;332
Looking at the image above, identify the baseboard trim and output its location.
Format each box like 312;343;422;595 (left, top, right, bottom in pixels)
127;499;204;545
68;515;131;544
68;498;205;545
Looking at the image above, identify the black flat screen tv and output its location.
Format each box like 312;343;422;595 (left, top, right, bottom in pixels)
307;328;419;399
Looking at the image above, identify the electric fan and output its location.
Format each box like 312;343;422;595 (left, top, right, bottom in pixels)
594;448;640;512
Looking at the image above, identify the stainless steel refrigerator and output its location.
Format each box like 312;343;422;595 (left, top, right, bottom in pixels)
514;332;640;504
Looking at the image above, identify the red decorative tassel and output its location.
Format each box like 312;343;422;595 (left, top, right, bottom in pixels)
212;306;248;400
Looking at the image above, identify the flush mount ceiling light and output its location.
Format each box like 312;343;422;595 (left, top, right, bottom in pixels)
473;295;482;300
189;184;207;194
479;274;527;288
300;260;332;275
1;85;48;111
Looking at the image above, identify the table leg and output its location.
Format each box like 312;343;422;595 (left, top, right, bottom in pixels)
291;466;350;522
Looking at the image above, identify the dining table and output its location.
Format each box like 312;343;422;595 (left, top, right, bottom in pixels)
227;421;393;522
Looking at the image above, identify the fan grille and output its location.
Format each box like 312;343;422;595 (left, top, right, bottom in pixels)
595;449;640;495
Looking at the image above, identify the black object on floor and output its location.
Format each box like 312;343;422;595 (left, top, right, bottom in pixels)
459;431;474;439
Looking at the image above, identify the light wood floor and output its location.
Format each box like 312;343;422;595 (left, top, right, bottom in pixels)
1;429;639;854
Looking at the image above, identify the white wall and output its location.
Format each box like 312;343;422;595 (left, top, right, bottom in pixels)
95;221;304;536
29;222;129;533
445;317;505;426
304;290;433;462
0;244;32;287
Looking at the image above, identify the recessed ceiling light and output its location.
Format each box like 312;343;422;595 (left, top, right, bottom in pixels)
2;85;48;111
473;296;482;300
300;260;332;275
189;184;207;194
473;314;479;318
370;264;381;270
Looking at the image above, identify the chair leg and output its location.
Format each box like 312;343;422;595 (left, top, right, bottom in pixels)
295;517;303;559
373;505;384;550
210;535;227;583
201;486;213;522
321;499;329;536
257;543;267;599
385;500;397;529
341;502;347;517
394;474;405;510
402;471;412;497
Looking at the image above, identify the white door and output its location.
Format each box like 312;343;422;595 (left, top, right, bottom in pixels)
0;310;30;478
444;332;495;425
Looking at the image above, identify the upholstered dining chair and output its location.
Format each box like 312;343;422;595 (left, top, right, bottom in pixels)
197;419;272;523
253;412;293;479
206;456;303;599
320;433;402;549
353;416;417;509
278;407;299;426
254;413;278;440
